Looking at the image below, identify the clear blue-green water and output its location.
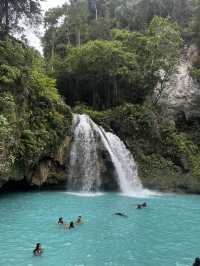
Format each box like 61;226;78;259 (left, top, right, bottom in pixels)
0;191;199;266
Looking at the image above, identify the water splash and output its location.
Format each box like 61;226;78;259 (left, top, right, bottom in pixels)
68;114;143;193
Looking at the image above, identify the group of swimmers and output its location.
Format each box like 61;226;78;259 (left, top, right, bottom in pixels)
136;202;147;209
57;215;83;229
32;205;199;265
33;216;83;255
114;202;148;217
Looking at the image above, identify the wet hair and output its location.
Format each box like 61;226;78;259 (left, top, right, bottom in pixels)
69;221;74;229
58;217;64;223
33;243;41;253
195;257;200;263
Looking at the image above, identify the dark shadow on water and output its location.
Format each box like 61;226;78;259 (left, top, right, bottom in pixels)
0;179;67;195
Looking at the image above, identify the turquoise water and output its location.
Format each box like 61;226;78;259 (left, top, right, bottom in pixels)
0;191;199;266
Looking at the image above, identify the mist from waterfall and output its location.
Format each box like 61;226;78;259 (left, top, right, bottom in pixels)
68;114;143;194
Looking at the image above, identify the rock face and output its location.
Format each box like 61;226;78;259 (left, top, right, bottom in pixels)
30;136;72;187
155;45;200;116
0;135;72;191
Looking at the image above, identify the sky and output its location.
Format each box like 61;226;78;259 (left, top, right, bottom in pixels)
27;0;67;53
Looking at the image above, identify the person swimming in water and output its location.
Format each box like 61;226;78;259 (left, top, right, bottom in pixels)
57;217;64;224
137;202;147;209
65;221;75;229
69;221;75;229
75;216;83;225
193;257;200;266
142;202;147;207
33;243;43;256
114;212;128;217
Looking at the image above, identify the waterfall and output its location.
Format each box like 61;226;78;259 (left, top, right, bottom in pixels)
102;132;142;192
68;115;101;191
68;114;143;193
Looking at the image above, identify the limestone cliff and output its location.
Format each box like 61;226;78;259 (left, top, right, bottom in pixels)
31;136;72;187
154;45;200;116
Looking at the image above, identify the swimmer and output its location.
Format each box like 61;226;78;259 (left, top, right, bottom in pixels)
75;216;83;225
64;223;69;229
193;257;200;266
136;202;147;209
114;212;128;218
57;217;64;224
33;243;43;256
65;221;75;229
69;221;75;229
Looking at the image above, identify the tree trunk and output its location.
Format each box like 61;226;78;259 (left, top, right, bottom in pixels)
152;80;164;105
66;29;71;47
50;30;55;71
94;2;98;21
115;79;118;106
5;0;9;34
77;30;81;47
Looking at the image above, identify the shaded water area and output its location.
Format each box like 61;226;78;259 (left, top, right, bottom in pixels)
0;191;199;266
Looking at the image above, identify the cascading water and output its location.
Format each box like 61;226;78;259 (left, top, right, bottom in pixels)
102;132;142;193
68;114;143;193
68;115;101;191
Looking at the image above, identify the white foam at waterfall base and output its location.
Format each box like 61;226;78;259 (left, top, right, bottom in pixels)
119;188;162;198
66;191;105;197
69;114;147;196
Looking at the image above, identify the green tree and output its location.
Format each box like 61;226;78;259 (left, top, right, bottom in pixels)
0;37;72;180
68;0;89;47
42;1;90;65
56;39;138;109
42;5;67;69
112;16;182;103
147;16;182;104
0;0;42;37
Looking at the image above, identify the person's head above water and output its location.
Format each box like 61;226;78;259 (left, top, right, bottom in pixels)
36;243;41;249
194;257;200;265
58;217;64;224
75;216;83;225
69;221;74;228
33;243;43;255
